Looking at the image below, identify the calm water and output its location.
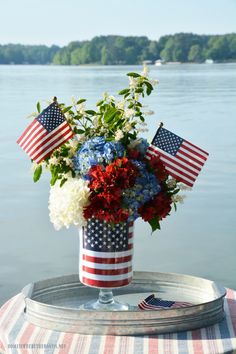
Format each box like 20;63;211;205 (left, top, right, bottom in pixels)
0;64;236;305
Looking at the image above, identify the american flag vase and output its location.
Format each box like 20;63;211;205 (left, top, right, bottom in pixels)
79;218;134;289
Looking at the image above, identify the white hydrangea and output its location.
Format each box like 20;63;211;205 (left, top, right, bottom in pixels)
48;177;90;230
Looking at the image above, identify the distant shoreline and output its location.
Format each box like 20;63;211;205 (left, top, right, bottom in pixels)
1;33;236;65
1;61;236;66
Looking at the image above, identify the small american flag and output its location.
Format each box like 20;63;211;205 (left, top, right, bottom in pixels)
80;218;134;288
17;102;74;164
138;294;192;310
145;126;209;187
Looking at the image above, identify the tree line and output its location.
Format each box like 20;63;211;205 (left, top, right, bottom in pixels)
1;33;236;65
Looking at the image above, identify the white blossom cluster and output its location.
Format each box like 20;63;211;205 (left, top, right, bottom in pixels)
48;177;90;230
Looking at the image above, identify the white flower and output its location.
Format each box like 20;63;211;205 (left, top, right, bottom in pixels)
171;194;186;204
167;178;177;189
129;77;138;89
77;134;87;143
124;109;135;118
150;79;159;86
115;129;124;141
31;161;41;171
108;95;116;101
143;110;155;116
49;177;90;230
134;93;140;101
48;156;60;166
179;183;192;191
103;92;109;100
67;139;79;154
141;64;149;77
93;116;100;129
116;101;125;110
123;123;132;132
63;157;73;167
71;96;77;106
27;112;38;119
77;102;86;114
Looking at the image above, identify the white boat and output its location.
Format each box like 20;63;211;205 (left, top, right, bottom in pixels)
205;59;214;64
155;59;165;66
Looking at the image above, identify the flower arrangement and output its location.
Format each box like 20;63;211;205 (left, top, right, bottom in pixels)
31;68;187;232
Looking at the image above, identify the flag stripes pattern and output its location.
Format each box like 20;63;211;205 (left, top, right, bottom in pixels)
145;127;209;187
138;294;192;310
17;102;74;163
1;289;236;353
79;218;134;288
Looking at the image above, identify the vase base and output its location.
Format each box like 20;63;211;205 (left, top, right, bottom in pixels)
80;298;130;311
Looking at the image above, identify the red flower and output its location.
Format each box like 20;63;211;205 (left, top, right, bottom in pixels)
138;191;172;222
84;157;138;224
128;149;141;160
146;155;168;182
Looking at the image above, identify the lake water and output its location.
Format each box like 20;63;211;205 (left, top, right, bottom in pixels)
0;64;236;305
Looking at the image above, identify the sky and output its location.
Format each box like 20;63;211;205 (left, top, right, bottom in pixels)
0;0;236;46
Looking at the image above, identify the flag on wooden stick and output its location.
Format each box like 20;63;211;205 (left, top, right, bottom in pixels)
17;101;74;164
145;125;209;187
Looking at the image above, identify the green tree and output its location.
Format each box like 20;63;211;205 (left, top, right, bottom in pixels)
188;44;203;62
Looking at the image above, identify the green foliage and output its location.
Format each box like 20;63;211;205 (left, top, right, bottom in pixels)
148;218;161;233
30;71;156;186
1;34;236;64
33;165;42;182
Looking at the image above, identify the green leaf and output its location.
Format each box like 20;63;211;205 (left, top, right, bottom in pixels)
33;165;42;183
62;106;72;114
118;88;130;95
127;72;141;78
74;128;85;134
96;99;104;106
104;106;117;123
60;178;67;187
148;218;161;233
36;102;41;113
144;81;153;96
135;88;143;93
50;174;58;186
85;110;96;115
77;99;86;104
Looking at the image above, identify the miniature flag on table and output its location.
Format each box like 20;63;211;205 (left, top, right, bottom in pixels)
80;218;134;288
138;294;191;310
17;101;74;164
145;126;209;187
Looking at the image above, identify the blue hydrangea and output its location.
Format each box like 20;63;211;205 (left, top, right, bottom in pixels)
135;138;149;157
74;137;125;177
123;160;161;222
